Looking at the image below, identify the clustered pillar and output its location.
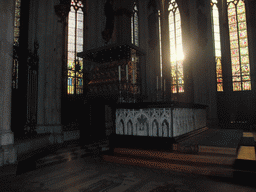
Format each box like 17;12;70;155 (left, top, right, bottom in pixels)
0;0;17;166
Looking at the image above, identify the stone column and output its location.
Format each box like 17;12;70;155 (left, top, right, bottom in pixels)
180;0;194;104
190;0;218;126
0;0;17;166
33;0;66;144
161;0;172;101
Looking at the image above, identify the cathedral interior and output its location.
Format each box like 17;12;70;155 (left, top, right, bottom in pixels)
0;0;256;191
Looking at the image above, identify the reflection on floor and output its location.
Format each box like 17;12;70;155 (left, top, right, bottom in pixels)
1;154;255;191
0;130;255;191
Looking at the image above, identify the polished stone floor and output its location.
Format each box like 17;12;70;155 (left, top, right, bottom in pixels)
1;141;255;192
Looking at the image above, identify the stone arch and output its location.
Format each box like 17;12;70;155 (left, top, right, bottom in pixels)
152;119;159;137
120;119;125;135
127;120;133;135
162;119;169;137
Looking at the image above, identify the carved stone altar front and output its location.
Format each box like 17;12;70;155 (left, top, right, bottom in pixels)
116;104;207;138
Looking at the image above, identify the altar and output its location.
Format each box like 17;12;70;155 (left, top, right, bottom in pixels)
109;102;207;151
78;43;207;149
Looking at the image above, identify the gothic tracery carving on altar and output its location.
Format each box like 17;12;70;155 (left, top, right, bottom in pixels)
116;107;206;138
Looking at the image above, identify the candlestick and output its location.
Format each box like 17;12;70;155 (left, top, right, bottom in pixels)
118;66;121;81
126;65;128;81
164;79;166;92
156;76;158;90
161;77;162;90
133;69;135;84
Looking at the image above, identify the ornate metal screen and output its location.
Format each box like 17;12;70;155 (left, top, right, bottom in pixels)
78;44;145;102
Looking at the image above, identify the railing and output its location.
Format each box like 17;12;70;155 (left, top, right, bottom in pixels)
115;103;207;138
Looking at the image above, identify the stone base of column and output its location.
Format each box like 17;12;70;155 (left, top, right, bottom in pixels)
0;131;17;166
0;144;17;166
49;133;64;144
36;125;64;144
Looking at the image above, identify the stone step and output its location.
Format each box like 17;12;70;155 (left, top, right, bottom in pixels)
35;147;93;169
231;132;256;183
237;146;256;161
173;129;241;156
102;154;234;178
112;148;236;166
173;127;208;143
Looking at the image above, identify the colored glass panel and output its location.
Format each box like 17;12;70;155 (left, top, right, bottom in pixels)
172;86;177;93
239;30;247;38
230;32;238;40
239;22;246;30
232;76;241;82
232;65;240;75
231;49;239;56
241;56;249;64
240;47;248;55
229;16;237;24
228;8;236;16
178;85;184;93
217;83;223;92
239;38;247;48
217;78;223;83
230;40;238;49
233;82;242;91
241;64;250;74
233;76;241;81
230;24;237;32
238;13;246;22
242;76;250;80
242;81;251;90
231;57;239;65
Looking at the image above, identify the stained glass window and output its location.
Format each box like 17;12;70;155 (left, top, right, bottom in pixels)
211;0;223;91
227;0;251;91
158;10;163;78
131;2;139;46
67;0;84;94
12;0;21;89
168;0;184;93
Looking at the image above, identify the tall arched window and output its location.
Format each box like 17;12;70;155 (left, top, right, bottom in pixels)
67;0;84;95
131;1;139;46
211;0;223;91
12;0;21;89
168;0;184;93
227;0;251;91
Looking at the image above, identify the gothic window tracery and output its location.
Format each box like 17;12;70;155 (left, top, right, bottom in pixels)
67;0;84;94
168;0;184;93
227;0;251;91
211;0;223;91
131;1;139;46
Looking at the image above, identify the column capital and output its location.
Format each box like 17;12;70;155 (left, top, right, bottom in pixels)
54;4;70;24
